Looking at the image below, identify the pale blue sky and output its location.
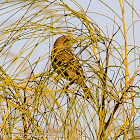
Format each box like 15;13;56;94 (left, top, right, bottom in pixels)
0;1;139;138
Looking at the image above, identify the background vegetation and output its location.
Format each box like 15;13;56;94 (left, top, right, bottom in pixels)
0;0;139;139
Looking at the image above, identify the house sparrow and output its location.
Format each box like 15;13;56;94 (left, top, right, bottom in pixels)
51;35;92;99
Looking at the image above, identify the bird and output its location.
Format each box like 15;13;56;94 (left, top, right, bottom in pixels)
51;35;93;99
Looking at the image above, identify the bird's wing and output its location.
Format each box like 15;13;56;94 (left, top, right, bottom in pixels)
52;48;85;79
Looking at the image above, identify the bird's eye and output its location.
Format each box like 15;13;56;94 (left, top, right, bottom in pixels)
63;38;69;43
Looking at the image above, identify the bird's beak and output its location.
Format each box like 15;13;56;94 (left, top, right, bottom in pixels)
69;36;78;44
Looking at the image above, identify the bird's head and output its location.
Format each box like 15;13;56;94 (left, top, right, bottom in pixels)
54;35;76;49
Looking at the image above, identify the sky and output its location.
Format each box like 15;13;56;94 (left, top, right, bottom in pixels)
0;0;140;138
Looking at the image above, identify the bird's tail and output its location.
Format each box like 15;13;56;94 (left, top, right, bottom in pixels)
81;83;93;100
